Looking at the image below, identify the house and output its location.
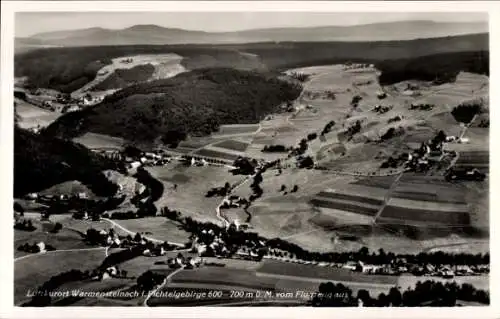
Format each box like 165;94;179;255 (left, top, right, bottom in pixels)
78;192;88;199
445;136;457;142
458;137;470;144
36;241;46;253
135;183;146;195
25;193;38;200
128;161;141;170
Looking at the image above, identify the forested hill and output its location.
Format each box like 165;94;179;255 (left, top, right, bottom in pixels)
14;127;118;197
15;33;487;93
43;68;302;146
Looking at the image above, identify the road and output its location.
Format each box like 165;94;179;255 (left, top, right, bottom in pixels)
143;268;183;306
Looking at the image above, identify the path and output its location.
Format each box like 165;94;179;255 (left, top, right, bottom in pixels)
14;247;106;262
143;268;183;306
372;172;404;223
216;174;254;227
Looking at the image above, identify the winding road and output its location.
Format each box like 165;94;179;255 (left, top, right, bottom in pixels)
143;268;183;307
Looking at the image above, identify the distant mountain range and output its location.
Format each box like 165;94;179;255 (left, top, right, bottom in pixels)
16;20;488;49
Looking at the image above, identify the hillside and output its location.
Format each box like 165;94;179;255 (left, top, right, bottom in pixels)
43;68;302;146
90;64;155;91
18;21;487;48
14;126;118;197
14;33;488;93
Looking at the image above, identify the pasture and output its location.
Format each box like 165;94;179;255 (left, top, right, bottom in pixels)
15;99;61;129
377;205;471;226
14;222;89;258
170;267;279;291
14;249;106;304
148;165;243;223
110;217;191;244
73;132;125;150
257;260;398;291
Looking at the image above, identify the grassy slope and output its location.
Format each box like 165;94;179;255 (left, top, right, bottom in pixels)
14;126;118;197
43;68;302;145
14;33;488;93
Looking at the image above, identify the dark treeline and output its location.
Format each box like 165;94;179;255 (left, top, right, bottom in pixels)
165;208;489;267
23;269;89;307
15;34;487;93
377;51;488;86
134;167;164;202
44;68;302;146
312;279;489;307
451;100;484;124
14;127;119;197
261;144;291;153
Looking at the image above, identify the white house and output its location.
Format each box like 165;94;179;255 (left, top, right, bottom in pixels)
128;161;141;169
78;192;88;199
37;241;46;253
458;137;470;144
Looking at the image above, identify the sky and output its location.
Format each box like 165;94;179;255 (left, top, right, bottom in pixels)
15;12;488;37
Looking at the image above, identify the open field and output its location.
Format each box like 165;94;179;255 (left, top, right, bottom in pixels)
14;223;89;258
148;164;243;223
73;132;125;150
377;205;471;226
309;198;379;217
193;148;240;162
15;249;106;304
71;53;185;97
15;99;61;129
110;217;191;244
217;124;260;135
316;191;384;206
39;180;96;198
171;267;279;291
257;260;398;292
211;140;250;152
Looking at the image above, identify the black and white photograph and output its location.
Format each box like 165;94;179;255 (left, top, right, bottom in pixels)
1;1;497;316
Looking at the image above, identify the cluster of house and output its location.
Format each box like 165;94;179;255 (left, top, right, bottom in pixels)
76;94;104;107
343;63;375;70
125;151;172;170
219;195;248;209
25;192;89;203
164;255;204;269
264;253;489;278
121;58;134;64
403;139;448;172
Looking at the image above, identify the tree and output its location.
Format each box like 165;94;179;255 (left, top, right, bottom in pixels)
292;185;299;192
388;287;402;306
51;222;63;234
377;293;389;307
357;289;371;306
280;185;286;192
134;232;142;242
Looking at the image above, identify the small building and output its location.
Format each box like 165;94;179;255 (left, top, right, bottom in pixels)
36;241;46;253
128;161;141;170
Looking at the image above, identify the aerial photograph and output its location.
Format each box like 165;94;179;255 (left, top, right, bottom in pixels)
12;11;489;307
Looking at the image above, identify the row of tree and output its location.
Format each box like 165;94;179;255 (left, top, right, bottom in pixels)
311;280;489;307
